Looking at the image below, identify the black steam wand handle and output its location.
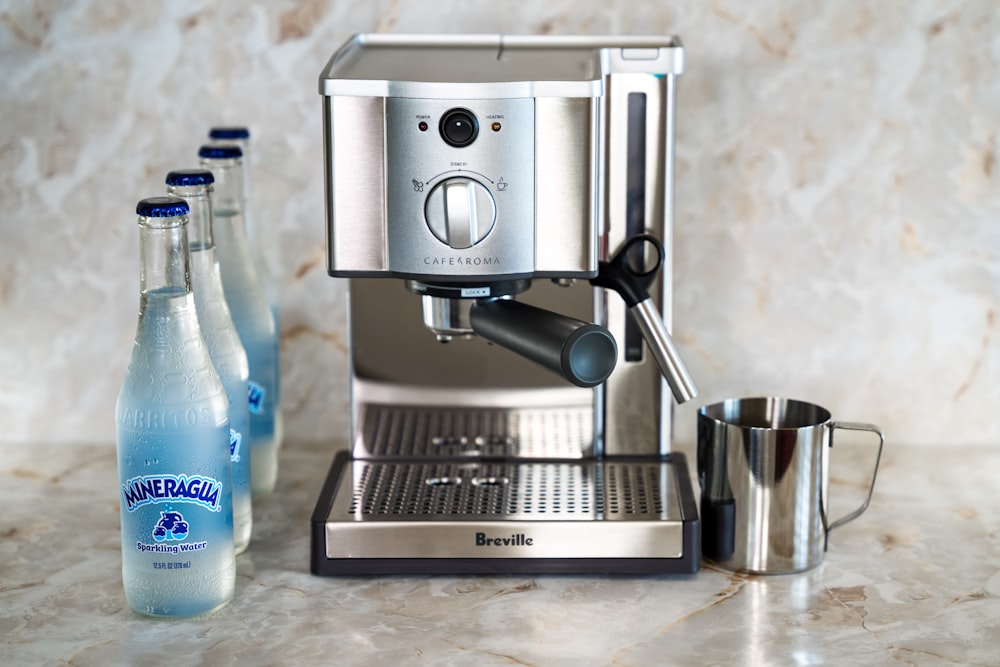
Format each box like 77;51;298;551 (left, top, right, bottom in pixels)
590;234;699;404
469;299;618;388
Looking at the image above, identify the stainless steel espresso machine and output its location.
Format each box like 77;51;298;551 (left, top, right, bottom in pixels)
311;34;700;574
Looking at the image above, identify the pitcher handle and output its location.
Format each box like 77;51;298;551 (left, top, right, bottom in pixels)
824;421;884;548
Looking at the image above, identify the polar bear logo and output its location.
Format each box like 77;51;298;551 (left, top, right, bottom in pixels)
152;510;189;541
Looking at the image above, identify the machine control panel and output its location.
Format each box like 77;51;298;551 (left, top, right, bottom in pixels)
385;97;536;278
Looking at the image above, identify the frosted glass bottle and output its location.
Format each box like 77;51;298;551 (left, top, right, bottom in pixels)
115;196;235;618
199;145;281;495
206;127;278;311
208;127;282;438
167;169;253;554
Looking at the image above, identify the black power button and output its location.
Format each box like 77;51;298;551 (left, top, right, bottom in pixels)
439;108;479;148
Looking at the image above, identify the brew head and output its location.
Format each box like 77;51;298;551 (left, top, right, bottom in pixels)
406;278;530;342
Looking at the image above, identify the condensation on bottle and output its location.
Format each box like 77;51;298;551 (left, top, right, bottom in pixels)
208;127;283;462
115;196;236;618
199;145;281;496
166;170;253;554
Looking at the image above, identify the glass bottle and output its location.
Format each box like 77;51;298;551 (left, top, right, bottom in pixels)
199;145;281;495
208;127;282;441
206;129;266;284
115;196;235;617
167;170;253;554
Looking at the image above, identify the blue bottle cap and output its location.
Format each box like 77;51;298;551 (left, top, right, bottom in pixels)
209;126;250;140
136;196;189;217
198;144;243;160
165;169;215;187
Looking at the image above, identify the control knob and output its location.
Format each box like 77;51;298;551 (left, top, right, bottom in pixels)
424;177;496;249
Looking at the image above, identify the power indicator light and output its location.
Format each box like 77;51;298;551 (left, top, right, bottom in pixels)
491;122;502;132
418;121;429;132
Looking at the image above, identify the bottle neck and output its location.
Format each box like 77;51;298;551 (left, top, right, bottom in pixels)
201;158;245;218
139;216;192;296
168;184;215;251
210;137;251;217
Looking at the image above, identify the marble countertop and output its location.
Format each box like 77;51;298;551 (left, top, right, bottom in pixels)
2;440;997;666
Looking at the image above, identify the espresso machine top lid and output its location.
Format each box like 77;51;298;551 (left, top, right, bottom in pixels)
319;33;684;99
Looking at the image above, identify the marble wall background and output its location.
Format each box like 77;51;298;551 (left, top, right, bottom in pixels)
0;0;997;447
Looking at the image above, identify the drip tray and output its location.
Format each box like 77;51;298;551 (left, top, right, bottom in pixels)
311;451;700;575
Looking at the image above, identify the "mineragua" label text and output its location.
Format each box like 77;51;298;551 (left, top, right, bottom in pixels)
121;474;223;513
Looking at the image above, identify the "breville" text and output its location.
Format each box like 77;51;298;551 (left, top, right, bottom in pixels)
475;532;533;547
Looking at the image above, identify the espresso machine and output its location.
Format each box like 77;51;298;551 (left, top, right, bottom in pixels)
311;34;700;574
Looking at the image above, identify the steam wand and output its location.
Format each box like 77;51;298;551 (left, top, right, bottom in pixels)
590;234;699;404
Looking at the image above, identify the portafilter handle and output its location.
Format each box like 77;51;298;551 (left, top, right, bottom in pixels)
590;234;699;404
469;299;618;388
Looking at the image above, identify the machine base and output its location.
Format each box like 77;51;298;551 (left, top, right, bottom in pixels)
311;451;700;575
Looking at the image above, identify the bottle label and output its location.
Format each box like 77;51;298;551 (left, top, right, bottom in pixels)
121;474;224;513
248;381;265;414
133;508;210;555
230;429;242;463
123;474;225;557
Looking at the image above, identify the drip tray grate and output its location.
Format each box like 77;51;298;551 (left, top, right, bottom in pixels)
357;404;593;459
334;459;679;521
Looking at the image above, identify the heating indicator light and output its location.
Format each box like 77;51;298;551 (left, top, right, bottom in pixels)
491;122;501;132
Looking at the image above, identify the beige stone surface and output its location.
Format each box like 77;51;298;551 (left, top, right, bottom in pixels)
1;440;997;665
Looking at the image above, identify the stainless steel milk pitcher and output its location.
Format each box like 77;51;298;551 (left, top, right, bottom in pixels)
697;397;884;574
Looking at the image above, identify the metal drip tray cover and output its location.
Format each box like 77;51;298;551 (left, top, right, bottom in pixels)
357;404;594;459
311;452;700;574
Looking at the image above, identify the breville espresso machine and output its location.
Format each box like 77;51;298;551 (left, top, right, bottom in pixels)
311;34;700;574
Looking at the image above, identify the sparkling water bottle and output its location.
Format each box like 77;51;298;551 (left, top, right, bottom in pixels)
208;127;283;443
199;145;281;495
207;128;276;297
167;170;253;554
206;128;274;294
115;197;235;617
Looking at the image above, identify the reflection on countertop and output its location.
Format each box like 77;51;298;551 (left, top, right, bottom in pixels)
1;440;997;666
